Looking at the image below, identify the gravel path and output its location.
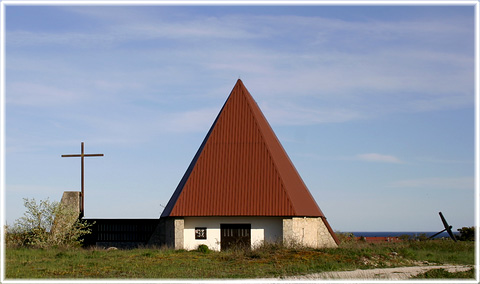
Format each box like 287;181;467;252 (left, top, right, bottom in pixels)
280;264;473;280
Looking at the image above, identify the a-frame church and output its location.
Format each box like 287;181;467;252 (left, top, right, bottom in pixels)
61;80;338;250
150;79;338;250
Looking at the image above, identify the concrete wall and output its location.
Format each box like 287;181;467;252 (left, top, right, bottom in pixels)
183;217;283;251
283;217;337;248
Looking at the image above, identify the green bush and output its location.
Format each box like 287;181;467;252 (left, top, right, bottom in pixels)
415;233;429;241
412;268;475;279
398;234;413;241
335;232;355;244
5;198;93;249
197;244;210;253
457;227;475;241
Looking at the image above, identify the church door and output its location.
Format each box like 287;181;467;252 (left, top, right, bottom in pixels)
220;224;251;250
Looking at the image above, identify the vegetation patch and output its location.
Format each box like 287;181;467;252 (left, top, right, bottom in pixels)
5;240;475;279
5;198;93;249
412;268;475;279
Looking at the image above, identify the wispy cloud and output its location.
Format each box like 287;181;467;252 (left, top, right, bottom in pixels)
7;30;94;49
389;177;474;190
6;6;474;131
261;102;365;125
7;13;259;49
6;82;85;106
165;107;219;133
414;157;474;164
6;184;65;195
355;153;403;164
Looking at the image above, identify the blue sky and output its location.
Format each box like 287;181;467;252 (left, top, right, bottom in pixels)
3;3;476;232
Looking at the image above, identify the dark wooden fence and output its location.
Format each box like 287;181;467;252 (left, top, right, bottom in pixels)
82;219;159;248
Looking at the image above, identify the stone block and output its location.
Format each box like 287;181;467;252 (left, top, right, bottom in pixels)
60;191;81;215
282;217;337;248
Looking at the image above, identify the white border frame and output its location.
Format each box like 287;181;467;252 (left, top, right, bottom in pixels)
0;1;478;284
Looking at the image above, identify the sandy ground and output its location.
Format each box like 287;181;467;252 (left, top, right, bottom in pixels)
250;264;474;281
280;264;474;281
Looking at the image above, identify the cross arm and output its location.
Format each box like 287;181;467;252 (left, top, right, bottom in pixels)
61;154;104;157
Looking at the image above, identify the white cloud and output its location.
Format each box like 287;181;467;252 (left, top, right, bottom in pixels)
389;177;474;190
6;6;474;129
7;30;119;48
122;19;258;40
414;157;473;164
165;107;219;133
261;102;365;125
6;13;258;49
355;153;403;164
6;184;65;195
6;82;85;106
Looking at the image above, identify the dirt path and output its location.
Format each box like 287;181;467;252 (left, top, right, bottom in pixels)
279;264;473;280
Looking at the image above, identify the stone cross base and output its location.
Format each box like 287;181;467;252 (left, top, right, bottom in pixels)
60;191;81;216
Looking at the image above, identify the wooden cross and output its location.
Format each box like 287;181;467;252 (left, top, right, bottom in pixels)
62;142;103;217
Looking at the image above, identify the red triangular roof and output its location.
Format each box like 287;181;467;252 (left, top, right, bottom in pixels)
162;80;326;217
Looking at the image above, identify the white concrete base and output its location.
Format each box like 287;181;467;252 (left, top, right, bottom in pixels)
183;217;283;251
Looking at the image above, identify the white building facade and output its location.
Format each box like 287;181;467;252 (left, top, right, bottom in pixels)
152;216;338;251
183;217;283;251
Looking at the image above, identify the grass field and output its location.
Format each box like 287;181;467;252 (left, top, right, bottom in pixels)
5;240;476;279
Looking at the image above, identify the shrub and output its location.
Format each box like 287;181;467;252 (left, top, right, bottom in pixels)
413;268;475;279
197;244;210;253
5;198;93;248
398;234;413;241
415;233;429;241
457;227;475;241
335;232;355;244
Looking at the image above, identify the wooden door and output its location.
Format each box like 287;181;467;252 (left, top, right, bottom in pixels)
220;224;251;250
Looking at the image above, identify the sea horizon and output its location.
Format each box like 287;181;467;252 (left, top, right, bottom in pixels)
349;231;458;238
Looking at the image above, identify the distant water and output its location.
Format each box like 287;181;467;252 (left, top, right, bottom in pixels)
350;232;458;239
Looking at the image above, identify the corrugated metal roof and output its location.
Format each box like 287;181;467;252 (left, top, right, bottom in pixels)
162;79;327;217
